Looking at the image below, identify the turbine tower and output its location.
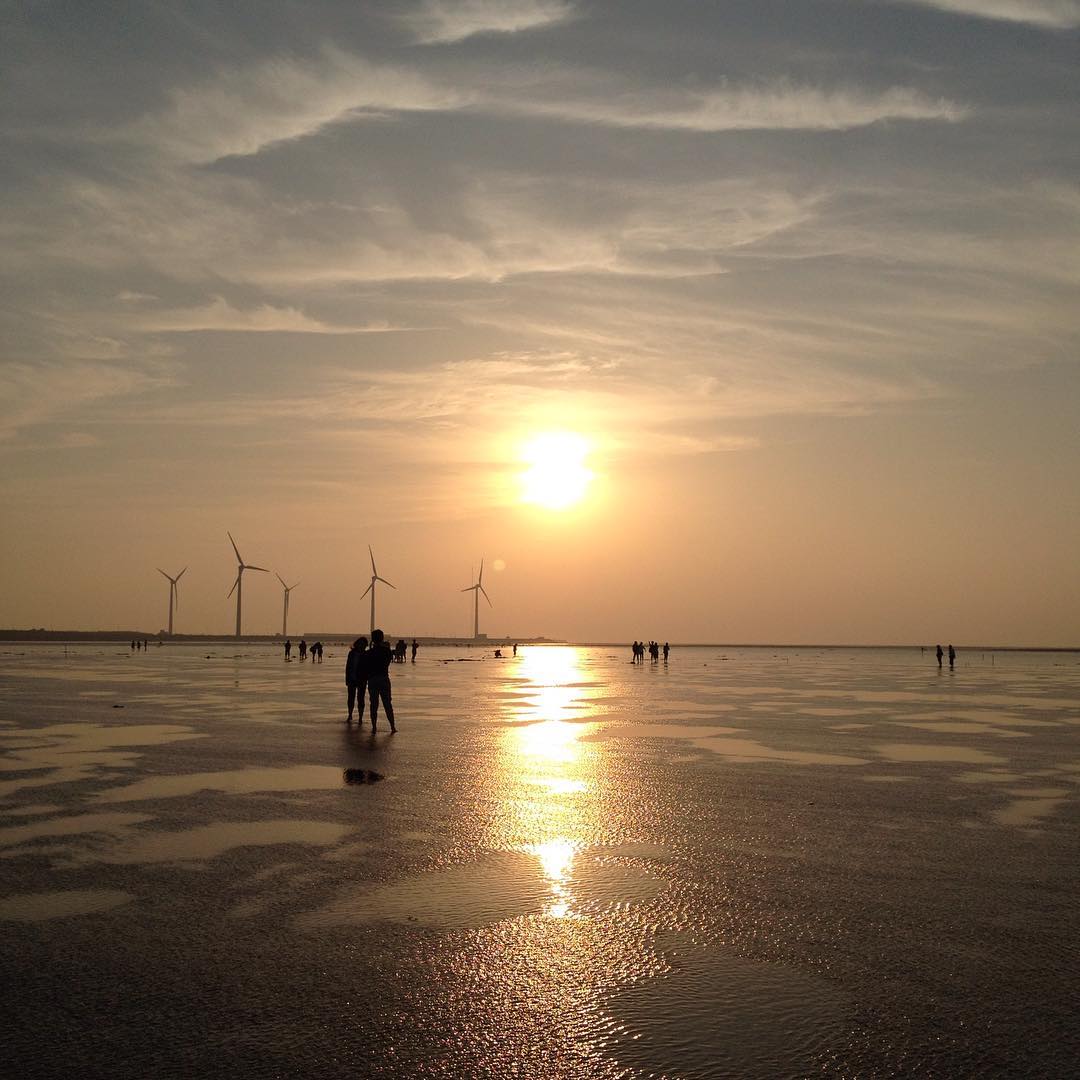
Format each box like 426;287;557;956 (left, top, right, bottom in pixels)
461;559;492;639
226;532;269;638
276;574;299;638
157;566;187;636
359;546;396;634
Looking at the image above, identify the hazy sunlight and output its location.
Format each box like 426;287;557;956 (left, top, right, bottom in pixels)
519;432;593;510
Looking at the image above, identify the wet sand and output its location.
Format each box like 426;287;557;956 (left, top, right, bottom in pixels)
2;643;1079;1077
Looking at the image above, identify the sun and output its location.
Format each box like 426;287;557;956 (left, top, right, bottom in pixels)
519;432;594;510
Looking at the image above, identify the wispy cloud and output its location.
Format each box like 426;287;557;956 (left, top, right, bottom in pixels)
113;53;965;172
131;297;410;335
123;50;464;164
892;0;1080;27
0;361;176;442
511;83;967;131
405;0;576;44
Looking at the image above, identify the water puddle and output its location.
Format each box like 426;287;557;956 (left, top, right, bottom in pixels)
0;889;134;921
90;765;346;803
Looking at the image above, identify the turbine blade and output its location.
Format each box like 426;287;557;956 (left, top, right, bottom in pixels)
368;545;376;575
176;567;187;581
157;568;170;580
227;531;242;564
360;582;373;600
377;577;396;590
291;581;300;591
246;565;270;573
227;573;240;599
461;585;476;593
478;558;484;585
480;585;492;607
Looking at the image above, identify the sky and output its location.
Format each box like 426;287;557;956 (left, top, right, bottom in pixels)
1;0;1078;645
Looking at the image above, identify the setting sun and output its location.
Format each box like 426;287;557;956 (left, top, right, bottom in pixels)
519;432;594;510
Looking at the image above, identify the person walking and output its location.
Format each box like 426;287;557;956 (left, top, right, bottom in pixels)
663;642;670;662
345;636;369;724
935;644;943;668
368;629;396;733
948;644;956;670
284;639;292;661
410;638;418;662
299;639;308;662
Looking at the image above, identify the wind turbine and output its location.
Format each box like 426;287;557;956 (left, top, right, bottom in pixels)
462;559;492;639
276;574;299;638
226;532;269;638
157;566;187;636
359;546;396;634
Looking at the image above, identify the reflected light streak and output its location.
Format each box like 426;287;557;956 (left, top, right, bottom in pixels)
529;838;580;919
486;647;602;918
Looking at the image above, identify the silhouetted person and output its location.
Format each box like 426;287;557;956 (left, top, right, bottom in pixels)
663;642;670;662
512;643;518;657
345;636;369;724
299;639;307;662
131;640;136;651
411;638;418;662
936;644;943;668
368;629;396;732
313;641;323;663
284;639;292;661
948;644;956;669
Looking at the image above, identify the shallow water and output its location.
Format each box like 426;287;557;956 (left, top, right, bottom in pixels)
1;643;1079;1077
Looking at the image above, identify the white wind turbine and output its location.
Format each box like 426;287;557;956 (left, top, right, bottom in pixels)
157;566;187;636
359;546;396;634
462;559;492;639
226;532;269;638
276;574;299;638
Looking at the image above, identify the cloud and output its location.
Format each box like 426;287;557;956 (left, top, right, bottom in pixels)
405;0;576;44
509;82;966;131
114;50;964;172
894;0;1080;27
0;361;175;442
122;50;464;164
130;297;410;335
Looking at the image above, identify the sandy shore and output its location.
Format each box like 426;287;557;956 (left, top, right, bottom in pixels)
2;643;1079;1077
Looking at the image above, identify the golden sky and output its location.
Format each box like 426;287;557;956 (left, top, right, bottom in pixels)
1;1;1078;643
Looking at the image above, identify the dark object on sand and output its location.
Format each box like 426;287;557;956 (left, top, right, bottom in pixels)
343;768;383;784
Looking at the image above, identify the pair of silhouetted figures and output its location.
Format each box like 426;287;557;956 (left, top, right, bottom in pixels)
935;644;957;669
344;629;396;732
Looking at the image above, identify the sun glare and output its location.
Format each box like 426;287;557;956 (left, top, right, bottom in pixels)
519;432;593;510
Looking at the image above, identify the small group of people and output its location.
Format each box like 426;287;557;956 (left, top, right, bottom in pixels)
632;640;669;663
935;643;957;670
129;639;153;651
284;639;323;662
344;629;396;732
391;639;419;663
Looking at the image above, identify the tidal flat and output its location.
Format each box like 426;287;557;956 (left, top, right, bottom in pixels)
2;643;1078;1078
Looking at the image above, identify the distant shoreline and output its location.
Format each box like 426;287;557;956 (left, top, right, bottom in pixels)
1;630;1076;652
0;630;560;647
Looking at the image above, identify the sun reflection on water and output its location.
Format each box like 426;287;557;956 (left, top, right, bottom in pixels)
487;646;601;919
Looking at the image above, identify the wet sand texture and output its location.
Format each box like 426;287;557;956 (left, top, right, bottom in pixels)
2;643;1079;1077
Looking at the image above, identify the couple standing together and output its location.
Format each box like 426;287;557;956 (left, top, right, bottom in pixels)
345;629;396;732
